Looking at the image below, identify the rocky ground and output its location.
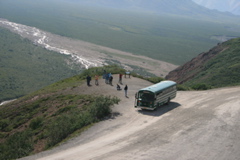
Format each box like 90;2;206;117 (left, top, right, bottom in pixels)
20;75;240;160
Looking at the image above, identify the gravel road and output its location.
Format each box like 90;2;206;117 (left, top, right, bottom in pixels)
20;75;240;160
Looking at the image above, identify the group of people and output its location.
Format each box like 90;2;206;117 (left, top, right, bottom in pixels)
86;72;129;98
104;73;113;85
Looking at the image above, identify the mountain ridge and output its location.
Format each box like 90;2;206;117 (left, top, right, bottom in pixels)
192;0;240;15
75;0;240;20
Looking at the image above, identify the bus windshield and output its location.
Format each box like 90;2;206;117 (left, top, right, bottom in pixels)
138;91;155;101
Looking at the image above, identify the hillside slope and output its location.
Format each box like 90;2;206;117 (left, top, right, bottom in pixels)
166;38;240;88
0;27;81;102
0;66;126;159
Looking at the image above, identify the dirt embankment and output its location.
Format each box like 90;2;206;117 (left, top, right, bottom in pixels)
20;75;240;160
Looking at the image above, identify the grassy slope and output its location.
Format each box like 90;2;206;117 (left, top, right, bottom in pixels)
0;65;125;160
0;27;81;102
1;0;240;65
183;38;240;89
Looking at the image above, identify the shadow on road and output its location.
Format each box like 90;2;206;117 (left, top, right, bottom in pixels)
137;102;181;117
104;112;122;120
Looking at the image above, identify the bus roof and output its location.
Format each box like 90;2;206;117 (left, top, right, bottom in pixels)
139;80;176;93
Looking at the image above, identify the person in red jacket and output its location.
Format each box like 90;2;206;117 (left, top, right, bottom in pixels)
119;73;123;84
95;75;99;86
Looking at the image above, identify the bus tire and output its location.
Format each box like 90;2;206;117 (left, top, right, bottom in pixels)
167;98;170;104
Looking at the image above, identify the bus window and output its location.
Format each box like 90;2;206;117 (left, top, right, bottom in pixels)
139;92;154;101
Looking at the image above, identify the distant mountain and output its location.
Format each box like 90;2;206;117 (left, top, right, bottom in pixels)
166;38;240;89
74;0;239;19
192;0;240;15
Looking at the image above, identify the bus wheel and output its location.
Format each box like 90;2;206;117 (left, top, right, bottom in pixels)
167;98;170;104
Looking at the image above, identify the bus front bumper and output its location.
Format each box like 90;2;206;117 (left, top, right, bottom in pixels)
135;106;156;110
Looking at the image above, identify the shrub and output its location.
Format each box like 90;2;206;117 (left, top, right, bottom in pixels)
46;114;74;147
29;117;44;130
191;83;212;90
177;84;190;91
131;73;164;84
0;119;10;131
46;95;120;148
88;96;120;120
0;131;33;160
56;105;76;114
146;77;164;84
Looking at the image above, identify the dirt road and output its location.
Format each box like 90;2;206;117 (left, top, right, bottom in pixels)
20;75;240;160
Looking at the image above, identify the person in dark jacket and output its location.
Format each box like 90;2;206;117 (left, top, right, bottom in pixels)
109;76;113;86
124;85;128;98
105;73;109;84
86;75;91;86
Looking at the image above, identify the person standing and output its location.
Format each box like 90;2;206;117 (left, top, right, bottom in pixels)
124;85;128;98
119;73;123;84
103;70;107;83
109;76;113;86
105;73;109;84
86;75;91;86
95;75;99;86
108;73;112;84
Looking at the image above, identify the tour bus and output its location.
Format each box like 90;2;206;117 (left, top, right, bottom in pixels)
135;80;177;110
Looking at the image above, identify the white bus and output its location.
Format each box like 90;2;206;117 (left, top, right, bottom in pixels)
135;80;177;110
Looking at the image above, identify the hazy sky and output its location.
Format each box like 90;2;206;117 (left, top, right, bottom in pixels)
192;0;240;15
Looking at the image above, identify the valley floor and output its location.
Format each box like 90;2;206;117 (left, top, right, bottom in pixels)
20;75;240;160
0;18;177;77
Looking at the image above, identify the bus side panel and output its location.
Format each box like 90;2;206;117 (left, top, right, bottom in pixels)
155;89;176;106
